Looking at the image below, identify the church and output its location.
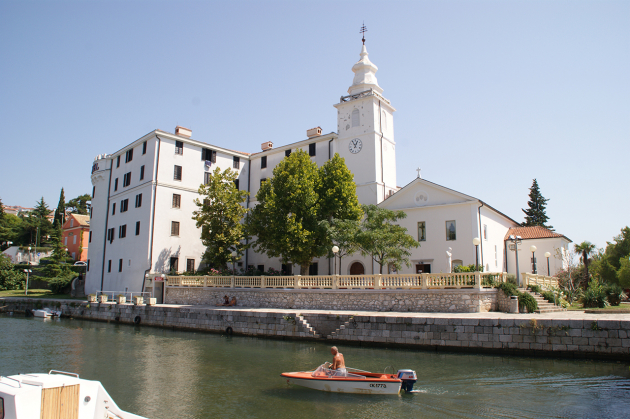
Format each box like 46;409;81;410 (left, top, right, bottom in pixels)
84;39;571;297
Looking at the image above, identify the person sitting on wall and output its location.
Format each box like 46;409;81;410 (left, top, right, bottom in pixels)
228;297;237;306
216;295;230;306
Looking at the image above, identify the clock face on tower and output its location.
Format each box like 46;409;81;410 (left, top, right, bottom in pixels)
349;138;362;154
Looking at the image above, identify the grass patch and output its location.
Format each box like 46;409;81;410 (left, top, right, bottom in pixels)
567;302;630;311
0;289;83;299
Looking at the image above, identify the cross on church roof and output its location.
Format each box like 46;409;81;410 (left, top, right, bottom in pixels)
416;167;422;179
360;22;367;45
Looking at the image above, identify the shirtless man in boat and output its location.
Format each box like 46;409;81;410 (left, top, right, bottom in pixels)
330;346;346;376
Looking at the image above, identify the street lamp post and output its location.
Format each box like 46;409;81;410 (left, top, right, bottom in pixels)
25;246;32;295
508;235;523;286
332;246;339;275
530;245;537;274
472;238;481;271
545;252;551;276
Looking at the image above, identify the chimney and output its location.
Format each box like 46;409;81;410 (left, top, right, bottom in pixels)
261;141;273;151
307;127;322;138
175;126;192;138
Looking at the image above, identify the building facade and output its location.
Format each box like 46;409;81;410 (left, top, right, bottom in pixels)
61;213;90;261
85;41;570;296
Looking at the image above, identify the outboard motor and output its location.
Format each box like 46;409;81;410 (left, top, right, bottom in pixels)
397;369;417;393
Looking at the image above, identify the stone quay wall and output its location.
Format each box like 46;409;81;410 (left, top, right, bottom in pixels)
2;298;628;360
165;288;498;313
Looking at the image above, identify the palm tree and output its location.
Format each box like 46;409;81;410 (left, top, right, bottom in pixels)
574;241;596;286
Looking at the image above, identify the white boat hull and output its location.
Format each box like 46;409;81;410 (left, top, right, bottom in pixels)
284;376;401;395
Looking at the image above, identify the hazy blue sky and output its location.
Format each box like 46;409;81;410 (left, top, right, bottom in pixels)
1;0;628;250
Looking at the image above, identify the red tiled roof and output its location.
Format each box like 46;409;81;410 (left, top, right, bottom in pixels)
505;226;571;242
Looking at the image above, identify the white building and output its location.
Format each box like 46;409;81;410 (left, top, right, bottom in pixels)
85;41;570;297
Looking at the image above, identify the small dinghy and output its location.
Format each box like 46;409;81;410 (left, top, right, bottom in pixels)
32;308;62;318
281;363;417;395
0;370;147;419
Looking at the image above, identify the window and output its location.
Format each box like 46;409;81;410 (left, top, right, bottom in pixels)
171;221;180;236
175;140;184;155
140;165;145;180
125;148;133;163
119;259;123;272
281;263;292;275
89;231;92;243
233;156;240;169
116;155;120;168
452;259;463;269
418;222;426;242
64;236;67;246
309;143;316;156
483;224;488;240
170;257;179;273
309;262;318;275
92;186;95;198
107;228;115;243
119;224;127;238
351;109;360;127
123;172;131;187
204;172;212;185
446;220;456;241
112;203;116;215
261;156;267;169
120;199;129;212
73;235;77;245
202;148;216;162
114;178;118;191
135;194;142;208
260;178;266;187
495;245;498;267
234;179;239;190
72;252;76;259
172;194;181;208
87;259;90;271
174;165;182;180
70;220;74;227
285;149;291;157
142;141;147;155
186;259;195;273
108;260;112;272
136;221;141;236
257;265;265;273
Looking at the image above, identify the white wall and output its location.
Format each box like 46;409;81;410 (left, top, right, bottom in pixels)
505;237;571;279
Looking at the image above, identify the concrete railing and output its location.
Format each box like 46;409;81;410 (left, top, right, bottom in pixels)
165;272;507;290
521;273;559;289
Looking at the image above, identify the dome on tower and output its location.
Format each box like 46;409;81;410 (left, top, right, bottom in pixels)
348;45;383;95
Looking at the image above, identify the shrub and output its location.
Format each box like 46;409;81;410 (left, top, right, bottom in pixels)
497;282;518;297
604;284;626;306
0;254;26;290
518;292;538;313
47;274;75;294
528;285;542;294
482;274;498;287
580;280;608;308
506;274;518;285
541;291;557;305
453;264;483;273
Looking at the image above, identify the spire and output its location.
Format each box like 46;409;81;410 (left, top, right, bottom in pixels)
348;24;383;95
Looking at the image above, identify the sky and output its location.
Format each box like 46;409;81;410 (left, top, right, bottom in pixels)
1;0;628;251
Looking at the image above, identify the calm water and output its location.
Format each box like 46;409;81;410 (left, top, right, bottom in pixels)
1;315;629;419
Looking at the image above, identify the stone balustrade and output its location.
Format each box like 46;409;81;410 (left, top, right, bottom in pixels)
164;272;507;290
522;273;559;289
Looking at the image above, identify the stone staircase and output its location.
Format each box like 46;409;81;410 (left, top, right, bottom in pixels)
295;315;321;339
519;288;566;313
327;317;354;340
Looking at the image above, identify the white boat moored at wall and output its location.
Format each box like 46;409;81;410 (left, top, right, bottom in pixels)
0;370;147;419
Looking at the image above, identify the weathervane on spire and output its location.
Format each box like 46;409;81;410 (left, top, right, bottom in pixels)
360;22;367;45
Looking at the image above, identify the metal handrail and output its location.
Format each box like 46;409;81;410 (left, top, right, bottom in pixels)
0;376;22;388
49;370;79;378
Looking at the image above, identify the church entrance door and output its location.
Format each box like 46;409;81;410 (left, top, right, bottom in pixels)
350;262;365;275
416;264;431;274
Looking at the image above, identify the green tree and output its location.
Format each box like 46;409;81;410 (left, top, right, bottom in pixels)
591;227;630;286
246;151;362;275
31;197;53;247
574;241;596;285
356;204;419;274
53;188;66;229
0;254;26;290
321;218;361;275
66;193;92;215
192;167;249;269
522;179;553;229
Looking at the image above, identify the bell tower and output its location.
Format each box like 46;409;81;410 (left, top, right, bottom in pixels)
334;28;397;205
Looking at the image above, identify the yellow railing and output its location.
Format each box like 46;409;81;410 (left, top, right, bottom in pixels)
164;272;506;291
522;273;558;289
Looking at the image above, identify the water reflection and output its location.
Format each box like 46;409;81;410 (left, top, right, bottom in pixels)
1;315;629;419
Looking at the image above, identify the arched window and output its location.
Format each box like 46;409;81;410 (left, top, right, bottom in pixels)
351;109;360;127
